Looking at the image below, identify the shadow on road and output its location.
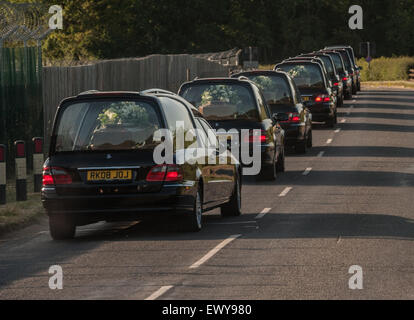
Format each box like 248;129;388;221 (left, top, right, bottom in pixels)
339;122;414;133
338;112;414;121
311;146;414;158
246;212;414;241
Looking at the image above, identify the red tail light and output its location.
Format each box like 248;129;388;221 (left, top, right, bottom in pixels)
333;82;339;86
146;164;183;182
343;77;348;81
281;112;300;123
42;167;72;186
315;95;330;103
243;130;267;144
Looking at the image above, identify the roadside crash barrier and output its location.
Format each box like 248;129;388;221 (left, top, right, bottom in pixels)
0;144;5;205
14;140;27;202
32;137;44;193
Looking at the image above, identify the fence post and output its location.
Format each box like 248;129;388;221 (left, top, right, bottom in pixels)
32;137;44;192
0;144;5;205
14;141;27;201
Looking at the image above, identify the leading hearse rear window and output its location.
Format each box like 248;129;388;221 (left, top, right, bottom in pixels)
180;83;259;121
54;99;162;152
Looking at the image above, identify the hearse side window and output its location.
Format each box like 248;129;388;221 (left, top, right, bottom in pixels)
160;97;195;132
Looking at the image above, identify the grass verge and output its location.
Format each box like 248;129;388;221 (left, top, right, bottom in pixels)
362;81;414;90
0;193;44;236
358;56;414;81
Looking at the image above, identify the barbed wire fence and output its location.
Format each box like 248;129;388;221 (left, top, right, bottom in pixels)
0;1;53;176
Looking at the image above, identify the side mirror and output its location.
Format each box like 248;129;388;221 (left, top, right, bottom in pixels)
272;113;289;123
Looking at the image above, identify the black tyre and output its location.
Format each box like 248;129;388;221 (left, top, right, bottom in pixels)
221;175;242;217
306;129;313;148
49;214;76;240
184;188;203;232
259;156;277;181
352;84;357;95
276;148;285;173
326;116;335;128
295;139;307;154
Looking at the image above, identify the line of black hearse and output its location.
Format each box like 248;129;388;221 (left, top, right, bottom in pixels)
42;45;362;239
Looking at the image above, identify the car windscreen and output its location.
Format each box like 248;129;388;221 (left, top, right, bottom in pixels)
276;64;325;90
54;99;162;152
180;83;259;121
245;74;294;113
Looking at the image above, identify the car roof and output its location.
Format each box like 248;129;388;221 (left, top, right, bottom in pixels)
64;89;204;118
179;77;254;87
231;69;290;79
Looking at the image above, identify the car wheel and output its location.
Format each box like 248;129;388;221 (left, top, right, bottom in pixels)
276;148;285;173
295;139;307;154
49;214;76;240
306;129;313;148
352;85;357;95
221;175;242;217
259;156;277;181
326;116;335;128
184;188;203;232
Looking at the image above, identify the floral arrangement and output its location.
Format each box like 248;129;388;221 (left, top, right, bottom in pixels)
250;75;273;91
286;65;307;79
98;101;150;127
200;85;242;106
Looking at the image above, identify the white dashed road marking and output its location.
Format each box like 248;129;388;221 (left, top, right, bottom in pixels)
303;168;312;176
279;187;292;197
189;234;241;269
317;151;325;158
335;128;341;133
145;286;173;300
255;208;271;219
326;139;333;144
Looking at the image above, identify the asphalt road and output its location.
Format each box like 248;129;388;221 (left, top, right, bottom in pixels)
0;87;413;300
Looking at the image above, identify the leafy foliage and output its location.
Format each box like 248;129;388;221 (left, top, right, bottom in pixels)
34;0;414;63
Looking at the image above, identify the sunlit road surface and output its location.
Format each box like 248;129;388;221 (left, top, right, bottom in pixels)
0;87;413;300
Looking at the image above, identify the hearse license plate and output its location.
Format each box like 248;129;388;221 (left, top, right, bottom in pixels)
87;170;132;181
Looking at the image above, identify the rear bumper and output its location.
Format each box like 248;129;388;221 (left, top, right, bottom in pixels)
308;103;334;122
280;124;306;146
42;184;196;218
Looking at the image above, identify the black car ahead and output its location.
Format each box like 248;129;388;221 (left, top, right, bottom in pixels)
275;60;337;127
325;45;362;91
299;53;344;107
331;48;358;95
230;70;312;153
283;56;339;110
178;77;285;181
42;90;242;239
320;50;353;100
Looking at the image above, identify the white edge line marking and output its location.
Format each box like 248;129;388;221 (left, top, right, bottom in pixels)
255;208;271;219
303;168;312;176
326;139;333;144
279;187;292;197
317;151;325;158
145;285;173;300
189;234;241;269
